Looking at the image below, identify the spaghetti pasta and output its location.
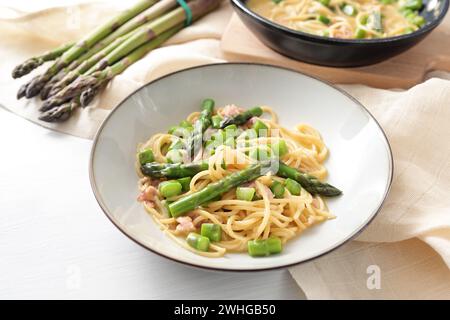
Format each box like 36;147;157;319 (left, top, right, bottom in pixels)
136;103;339;257
247;0;426;39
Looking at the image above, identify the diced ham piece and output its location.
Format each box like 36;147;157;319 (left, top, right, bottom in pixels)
259;184;274;200
333;26;353;39
247;117;259;126
312;198;320;209
222;104;244;117
241;181;256;189
137;186;158;202
144;201;155;208
176;216;195;234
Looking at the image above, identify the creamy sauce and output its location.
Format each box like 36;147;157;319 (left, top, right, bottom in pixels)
247;0;426;39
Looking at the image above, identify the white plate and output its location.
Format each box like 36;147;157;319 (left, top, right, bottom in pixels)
90;63;393;271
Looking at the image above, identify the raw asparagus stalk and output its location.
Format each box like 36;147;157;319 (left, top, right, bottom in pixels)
47;0;179;98
92;0;179;53
40;70;67;100
23;0;158;98
141;161;209;178
169;162;272;217
79;86;100;107
277;162;342;196
39;97;80;122
87;0;221;74
47;28;139;98
40;26;182;112
187;99;214;157
219;107;263;128
11;42;74;79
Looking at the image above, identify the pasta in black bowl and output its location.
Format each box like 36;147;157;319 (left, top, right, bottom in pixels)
231;0;448;66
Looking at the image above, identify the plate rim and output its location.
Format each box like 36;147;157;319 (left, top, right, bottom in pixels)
89;62;394;272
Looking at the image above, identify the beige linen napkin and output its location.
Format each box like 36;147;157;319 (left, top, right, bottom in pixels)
1;1;449;299
291;78;450;299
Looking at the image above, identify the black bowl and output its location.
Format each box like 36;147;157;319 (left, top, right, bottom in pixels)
231;0;449;67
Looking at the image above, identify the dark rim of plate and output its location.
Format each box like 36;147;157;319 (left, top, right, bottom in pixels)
89;63;394;272
231;0;449;45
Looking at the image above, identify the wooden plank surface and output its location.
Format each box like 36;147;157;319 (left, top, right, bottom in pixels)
221;13;450;89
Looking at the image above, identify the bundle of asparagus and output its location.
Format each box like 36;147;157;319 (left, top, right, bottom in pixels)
12;0;221;122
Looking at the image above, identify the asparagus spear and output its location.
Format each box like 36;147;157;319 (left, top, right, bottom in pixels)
142;160;342;196
219;107;263;128
92;0;179;53
39;97;80;122
277;162;342;196
47;28;139;98
23;0;158;99
187;99;215;157
40;26;182;112
79;86;100;107
40;70;67;100
47;0;179;98
169;162;272;217
88;0;221;74
141;161;209;179
12;42;74;79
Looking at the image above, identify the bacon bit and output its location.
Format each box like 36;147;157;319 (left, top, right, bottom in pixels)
333;26;353;39
247;117;259;126
187;211;200;220
312;198;320;209
222;104;244;117
137;185;158;202
150;180;160;188
175;216;195;234
259;184;274;200
144;201;155;208
242;181;256;188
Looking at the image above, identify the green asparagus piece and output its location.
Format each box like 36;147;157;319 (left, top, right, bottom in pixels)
177;177;192;192
219;107;263;128
39;97;80;122
271;139;289;157
168;162;272;217
141;161;209;179
201;223;221;242
88;0;221;74
187;98;215;157
186;232;210;251
284;178;302;196
159;180;183;198
247;237;282;257
270;180;285;198
138;148;155;165
23;0;158;98
277;162;342;196
47;28;139;98
12;42;74;79
40;26;182;112
236;187;256;201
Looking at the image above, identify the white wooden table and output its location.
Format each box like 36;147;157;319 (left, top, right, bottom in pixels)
0;107;304;299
